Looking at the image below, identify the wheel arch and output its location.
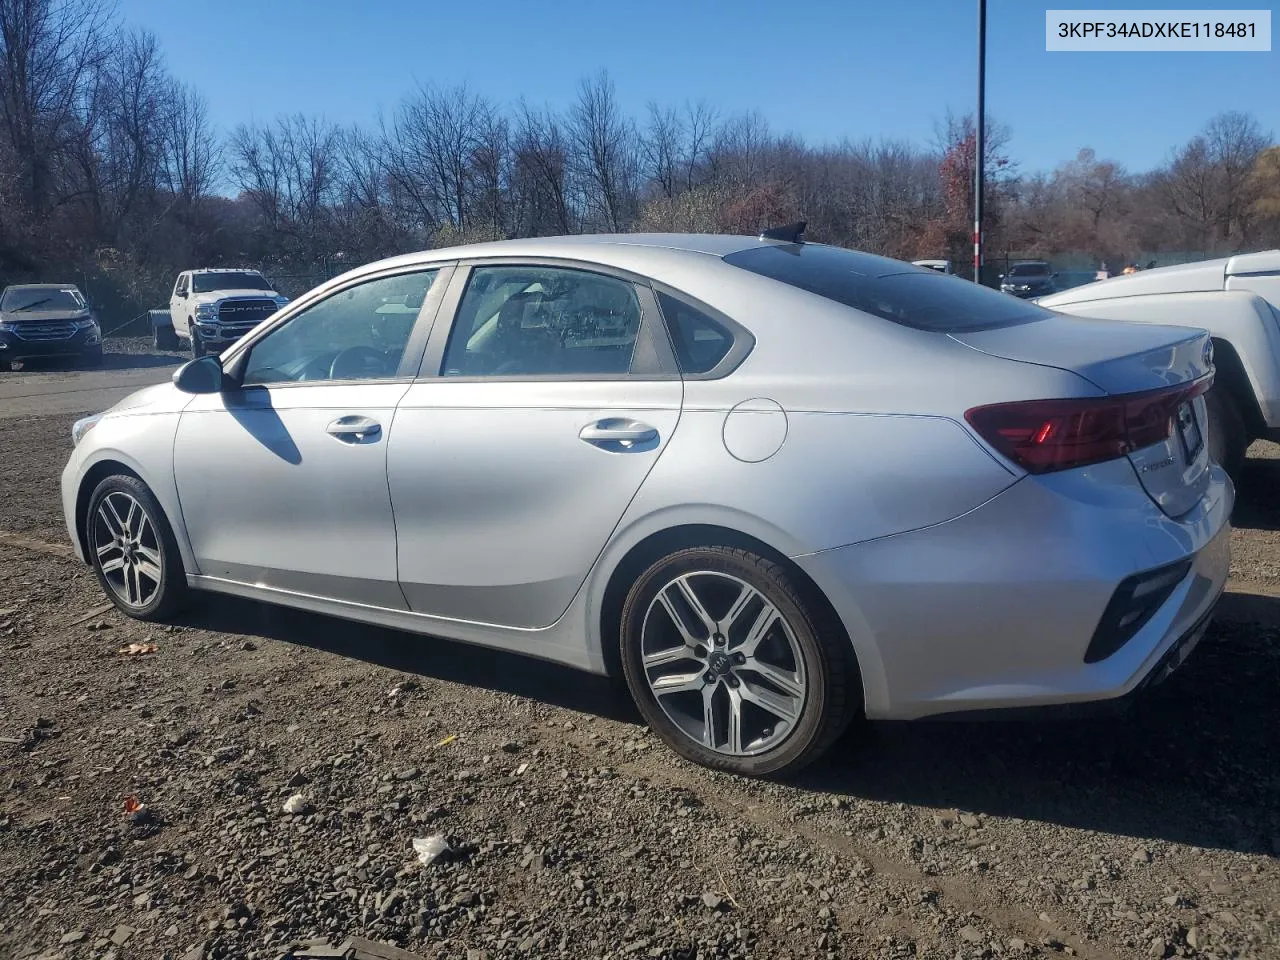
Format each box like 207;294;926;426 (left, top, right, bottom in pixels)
73;453;195;576
595;522;866;709
1210;336;1265;439
74;459;145;561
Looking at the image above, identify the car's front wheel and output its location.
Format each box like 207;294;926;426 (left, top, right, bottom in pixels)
80;344;103;368
188;322;204;359
619;546;859;778
86;475;189;621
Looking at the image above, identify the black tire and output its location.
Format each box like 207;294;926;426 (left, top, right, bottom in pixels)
0;357;10;372
154;325;179;351
86;474;189;621
188;323;204;359
80;345;103;368
1205;386;1248;481
619;545;860;778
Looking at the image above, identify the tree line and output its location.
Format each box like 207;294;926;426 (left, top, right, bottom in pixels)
3;0;1279;321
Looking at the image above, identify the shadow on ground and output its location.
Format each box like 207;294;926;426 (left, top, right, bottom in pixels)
1232;451;1280;532
179;595;639;725
807;605;1280;856
183;589;1280;856
14;350;182;373
172;463;1280;857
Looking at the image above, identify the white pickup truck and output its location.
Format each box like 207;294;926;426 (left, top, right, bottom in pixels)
168;269;289;358
1039;249;1280;478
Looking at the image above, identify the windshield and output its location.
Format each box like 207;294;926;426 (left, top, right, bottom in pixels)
191;272;272;293
1008;263;1051;277
1;287;85;312
724;244;1050;332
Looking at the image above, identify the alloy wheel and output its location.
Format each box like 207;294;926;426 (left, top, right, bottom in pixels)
92;491;163;609
640;571;807;757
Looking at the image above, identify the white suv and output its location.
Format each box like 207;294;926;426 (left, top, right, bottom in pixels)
170;269;289;357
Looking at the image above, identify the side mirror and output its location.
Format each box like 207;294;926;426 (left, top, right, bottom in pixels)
173;355;224;394
177;290;187;299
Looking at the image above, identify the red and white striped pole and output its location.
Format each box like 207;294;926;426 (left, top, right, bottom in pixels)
974;0;986;284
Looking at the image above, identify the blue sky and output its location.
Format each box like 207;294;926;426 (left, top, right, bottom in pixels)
121;0;1276;174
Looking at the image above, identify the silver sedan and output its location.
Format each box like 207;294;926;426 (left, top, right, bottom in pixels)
61;233;1232;777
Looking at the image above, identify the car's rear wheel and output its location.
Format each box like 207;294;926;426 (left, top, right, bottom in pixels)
87;475;189;621
1205;386;1247;481
619;546;859;778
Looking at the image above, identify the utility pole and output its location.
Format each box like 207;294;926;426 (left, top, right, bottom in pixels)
974;0;986;284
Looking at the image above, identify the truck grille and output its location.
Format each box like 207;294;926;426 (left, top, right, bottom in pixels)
12;321;77;341
217;298;279;327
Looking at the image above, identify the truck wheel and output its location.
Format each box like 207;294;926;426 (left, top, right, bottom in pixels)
1205;386;1248;481
188;324;205;359
154;325;179;352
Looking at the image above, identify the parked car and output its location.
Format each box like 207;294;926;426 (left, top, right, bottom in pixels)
169;269;289;358
1046;270;1097;293
63;234;1230;777
0;283;102;371
1039;249;1280;478
1000;260;1056;298
911;259;952;274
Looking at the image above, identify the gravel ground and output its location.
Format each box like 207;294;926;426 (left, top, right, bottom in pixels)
1;348;1277;960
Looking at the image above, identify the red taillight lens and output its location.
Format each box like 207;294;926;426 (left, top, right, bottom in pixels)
964;374;1213;474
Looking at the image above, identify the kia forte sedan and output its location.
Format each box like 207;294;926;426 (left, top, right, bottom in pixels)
61;233;1231;777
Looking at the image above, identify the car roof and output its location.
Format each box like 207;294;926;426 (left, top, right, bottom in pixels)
187;268;264;274
361;233;769;272
2;282;81;291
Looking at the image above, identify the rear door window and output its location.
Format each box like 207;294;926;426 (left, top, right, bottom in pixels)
441;265;643;377
725;244;1052;332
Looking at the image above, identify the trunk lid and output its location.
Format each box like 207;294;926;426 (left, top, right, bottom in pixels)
952;315;1214;518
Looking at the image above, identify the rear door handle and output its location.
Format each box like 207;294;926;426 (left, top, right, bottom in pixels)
326;415;381;442
579;418;658;447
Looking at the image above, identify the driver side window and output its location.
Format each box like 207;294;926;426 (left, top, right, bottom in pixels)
241;270;438;385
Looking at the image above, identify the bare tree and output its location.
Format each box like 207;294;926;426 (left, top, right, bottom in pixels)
511;101;573;236
0;0;113;217
569;71;638;232
387;83;493;233
682;100;717;191
230;114;340;265
708;110;773;188
161;81;219;211
640;102;682;199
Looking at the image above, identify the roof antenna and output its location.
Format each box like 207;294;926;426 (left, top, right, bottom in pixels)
759;221;806;244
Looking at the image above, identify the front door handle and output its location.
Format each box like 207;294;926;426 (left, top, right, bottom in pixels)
579;418;658;447
326;415;381;442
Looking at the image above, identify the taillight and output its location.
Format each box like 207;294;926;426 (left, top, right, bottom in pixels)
964;374;1213;474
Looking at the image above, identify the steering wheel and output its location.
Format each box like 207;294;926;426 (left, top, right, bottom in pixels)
329;345;390;380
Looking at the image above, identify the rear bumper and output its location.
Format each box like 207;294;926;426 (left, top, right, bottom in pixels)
0;326;99;359
915;599;1220;721
795;457;1233;720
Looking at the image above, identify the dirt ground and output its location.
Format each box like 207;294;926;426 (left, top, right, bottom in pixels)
1;351;1277;960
